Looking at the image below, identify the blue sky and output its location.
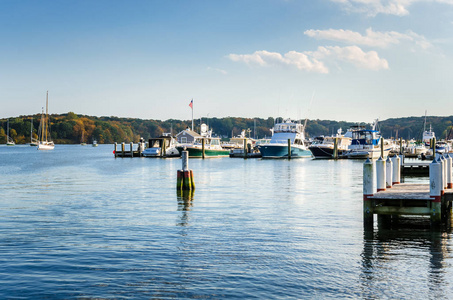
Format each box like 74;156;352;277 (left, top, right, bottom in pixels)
1;0;453;123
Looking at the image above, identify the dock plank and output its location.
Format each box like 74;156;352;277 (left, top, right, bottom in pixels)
369;184;431;200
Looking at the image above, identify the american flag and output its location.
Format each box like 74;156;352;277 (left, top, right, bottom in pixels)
189;99;193;109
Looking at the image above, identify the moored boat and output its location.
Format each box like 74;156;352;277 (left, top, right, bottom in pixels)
308;129;351;159
143;133;180;157
6;119;15;146
176;124;229;158
341;120;390;159
37;91;55;150
257;118;311;158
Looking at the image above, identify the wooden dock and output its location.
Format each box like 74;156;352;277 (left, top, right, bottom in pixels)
369;183;452;216
363;155;453;228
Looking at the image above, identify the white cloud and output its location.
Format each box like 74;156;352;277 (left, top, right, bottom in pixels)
207;67;228;75
304;28;432;49
310;46;389;70
331;0;453;16
228;50;329;73
228;46;389;73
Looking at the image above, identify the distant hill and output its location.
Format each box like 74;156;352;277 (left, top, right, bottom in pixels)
1;113;453;144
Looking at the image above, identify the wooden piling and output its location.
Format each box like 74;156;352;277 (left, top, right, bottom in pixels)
177;151;195;191
130;142;134;157
288;138;291;160
243;138;247;159
363;158;375;227
430;158;442;225
385;157;393;188
392;155;400;185
333;137;338;159
160;139;167;157
447;154;453;189
121;142;125;157
376;157;386;192
114;142;118;157
202;138;205;159
380;137;384;159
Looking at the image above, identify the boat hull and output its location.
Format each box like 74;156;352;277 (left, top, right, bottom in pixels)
258;144;311;158
143;147;180;157
37;142;55;150
176;146;229;158
308;146;348;159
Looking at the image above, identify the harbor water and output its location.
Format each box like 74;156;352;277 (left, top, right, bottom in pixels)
0;145;452;299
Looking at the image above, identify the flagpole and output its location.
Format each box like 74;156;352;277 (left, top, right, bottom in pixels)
191;98;194;131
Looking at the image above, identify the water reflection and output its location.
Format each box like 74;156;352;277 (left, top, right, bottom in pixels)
176;190;194;227
361;221;452;298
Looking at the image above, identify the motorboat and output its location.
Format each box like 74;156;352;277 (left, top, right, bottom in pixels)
341;120;391;159
308;129;351;159
176;124;229;158
257;118;311;158
143;133;179;157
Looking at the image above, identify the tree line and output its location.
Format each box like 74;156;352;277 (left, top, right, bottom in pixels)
1;112;453;144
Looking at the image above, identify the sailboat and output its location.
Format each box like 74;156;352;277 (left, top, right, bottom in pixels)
80;131;87;146
6;119;15;146
37;91;55;150
30;117;38;146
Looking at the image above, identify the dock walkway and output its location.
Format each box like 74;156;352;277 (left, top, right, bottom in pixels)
363;155;453;228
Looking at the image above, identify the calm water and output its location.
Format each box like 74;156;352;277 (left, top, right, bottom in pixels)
0;145;452;299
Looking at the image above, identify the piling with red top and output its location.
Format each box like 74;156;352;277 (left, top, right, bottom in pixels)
385;157;393;188
447;154;452;189
391;155;400;185
376;156;386;192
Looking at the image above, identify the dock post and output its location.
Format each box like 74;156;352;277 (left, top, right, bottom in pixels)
432;137;436;159
138;139;145;157
121;142;125;157
177;151;195;191
243;138;247;159
447;154;453;189
391;155;400;185
385;157;393;188
114;142;117;157
287;139;291;159
202;138;205;159
333;137;338;159
441;156;447;190
399;137;403;155
130;142;134;157
162;139;167;158
430;158;442;225
363;158;376;227
438;157;445;194
376;157;386;192
380;137;384;159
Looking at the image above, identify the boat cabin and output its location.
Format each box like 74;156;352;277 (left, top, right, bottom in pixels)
350;130;379;146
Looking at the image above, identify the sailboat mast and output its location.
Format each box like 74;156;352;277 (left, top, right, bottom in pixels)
424;110;427;132
45;91;48;142
30;117;33;143
41;108;45;142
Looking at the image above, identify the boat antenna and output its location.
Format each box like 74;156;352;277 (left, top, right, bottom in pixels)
303;90;315;130
423;110;427;132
